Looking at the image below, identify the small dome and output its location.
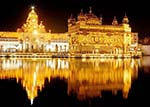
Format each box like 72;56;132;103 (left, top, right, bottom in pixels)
122;13;129;24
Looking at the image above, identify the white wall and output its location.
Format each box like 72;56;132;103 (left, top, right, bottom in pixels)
46;41;69;52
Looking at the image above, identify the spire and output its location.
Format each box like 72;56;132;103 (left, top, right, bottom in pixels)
77;8;86;22
68;14;73;23
68;14;76;24
23;6;38;32
80;8;84;15
89;6;92;14
31;6;35;10
99;14;103;25
69;14;73;19
122;13;129;24
20;6;46;33
112;16;118;25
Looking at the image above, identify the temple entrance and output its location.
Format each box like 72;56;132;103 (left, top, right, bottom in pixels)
55;44;58;52
25;44;29;52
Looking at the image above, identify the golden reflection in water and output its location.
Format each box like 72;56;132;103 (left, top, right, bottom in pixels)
68;58;139;100
0;58;139;104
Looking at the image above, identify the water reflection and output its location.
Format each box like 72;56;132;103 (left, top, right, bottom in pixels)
0;58;140;105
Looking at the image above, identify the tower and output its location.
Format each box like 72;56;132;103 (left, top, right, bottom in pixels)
122;13;129;24
99;14;103;25
77;9;86;21
21;6;46;33
112;16;118;25
89;6;92;14
68;14;76;26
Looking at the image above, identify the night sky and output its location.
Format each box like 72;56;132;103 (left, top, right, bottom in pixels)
0;0;150;39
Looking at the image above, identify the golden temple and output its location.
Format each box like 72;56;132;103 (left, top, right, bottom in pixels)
68;7;141;57
0;6;141;57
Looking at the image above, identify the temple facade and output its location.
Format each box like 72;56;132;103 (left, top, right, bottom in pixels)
0;6;141;57
0;6;69;54
68;7;141;57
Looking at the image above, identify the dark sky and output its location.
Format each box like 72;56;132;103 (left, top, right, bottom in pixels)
0;0;150;38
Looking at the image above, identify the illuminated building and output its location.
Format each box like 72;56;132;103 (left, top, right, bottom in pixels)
0;58;139;104
0;6;69;54
0;6;141;57
0;37;22;52
68;7;141;57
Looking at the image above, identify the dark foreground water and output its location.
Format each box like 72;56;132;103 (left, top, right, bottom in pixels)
0;57;150;107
